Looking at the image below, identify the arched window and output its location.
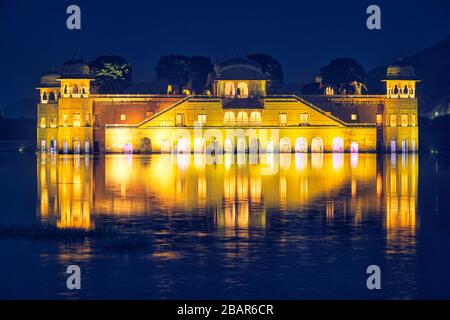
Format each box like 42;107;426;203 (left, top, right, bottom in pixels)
64;84;68;95
249;138;260;153
81;87;86;95
350;142;359;153
237;82;249;98
237;137;247;153
194;138;206;153
403;85;408;94
332;137;344;152
224;82;235;96
161;138;172;153
224;138;233;153
177;137;190;154
393;85;399;95
224;112;235;126
402;139;408;153
311;137;324;153
279;137;291;153
237;112;248;126
48;91;56;102
295;137;308;153
72;84;79;94
249;111;261;125
42;92;48;102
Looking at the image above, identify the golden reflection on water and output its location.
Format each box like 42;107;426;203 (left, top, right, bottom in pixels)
37;153;418;242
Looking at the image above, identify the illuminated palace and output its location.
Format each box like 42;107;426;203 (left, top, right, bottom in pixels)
36;57;419;154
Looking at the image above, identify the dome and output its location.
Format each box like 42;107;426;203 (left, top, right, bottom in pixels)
60;56;94;79
39;69;61;87
386;59;416;80
214;58;268;80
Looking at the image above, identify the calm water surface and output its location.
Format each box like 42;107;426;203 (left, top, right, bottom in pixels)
0;153;449;299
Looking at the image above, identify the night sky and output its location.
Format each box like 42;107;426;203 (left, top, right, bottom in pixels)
0;0;448;113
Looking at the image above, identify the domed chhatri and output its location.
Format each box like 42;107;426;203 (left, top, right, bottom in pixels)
386;59;417;80
60;56;93;79
39;69;61;88
212;58;268;98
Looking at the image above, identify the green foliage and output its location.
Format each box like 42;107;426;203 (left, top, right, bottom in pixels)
320;58;366;94
155;55;212;94
90;56;132;93
248;54;284;93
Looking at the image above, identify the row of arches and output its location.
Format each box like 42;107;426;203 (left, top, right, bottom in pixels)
41;90;60;103
40;139;91;154
224;82;249;98
149;136;359;154
390;139;417;153
223;111;262;126
62;84;88;97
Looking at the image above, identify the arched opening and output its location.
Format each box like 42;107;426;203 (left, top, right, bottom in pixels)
237;137;247;153
48;91;56;102
42;92;48;102
311;137;324;153
161;138;172;153
81;87;86;95
73;139;81;154
249;138;260;154
237;82;249;98
393;85;399;95
50;139;57;152
279;137;291;153
72;84;79;95
177;137;190;154
237;112;248;126
249;111;261;126
124;143;133;154
350;142;359;153
266;139;274;153
332;137;344;153
64;85;68;95
63;140;69;154
84;140;90;154
194;138;206;153
40;139;46;151
140;137;152;154
224;138;233;153
402;139;408;153
224;82;235;96
412;140;417;153
390;139;397;153
224;112;235;126
404;85;408;94
295;137;308;153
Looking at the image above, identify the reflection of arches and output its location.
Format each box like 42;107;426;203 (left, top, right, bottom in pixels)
249;138;260;153
237;82;249;97
279;137;291;153
161;138;172;153
332;137;344;153
350;142;359;153
194;138;206;153
48;91;56;102
237;137;247;153
311;137;323;153
401;139;408;153
177;137;190;154
295;137;308;153
140;137;152;153
224;82;235;96
224;138;233;153
224;112;235;126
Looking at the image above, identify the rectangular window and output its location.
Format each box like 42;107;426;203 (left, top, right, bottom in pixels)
176;113;185;126
85;113;91;126
120;114;126;121
390;114;397;127
411;114;417;126
63;114;68;127
40;117;46;128
73;113;81;127
197;114;206;126
376;114;382;126
300;113;309;125
50;118;57;128
351;114;357;121
279;113;287;126
146;111;153;118
401;114;408;127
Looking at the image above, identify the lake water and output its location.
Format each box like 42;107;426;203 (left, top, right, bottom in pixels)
0;153;449;299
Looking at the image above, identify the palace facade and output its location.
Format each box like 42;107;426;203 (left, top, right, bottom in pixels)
36;57;419;154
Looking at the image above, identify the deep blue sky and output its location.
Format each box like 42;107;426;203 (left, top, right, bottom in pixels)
0;0;449;109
